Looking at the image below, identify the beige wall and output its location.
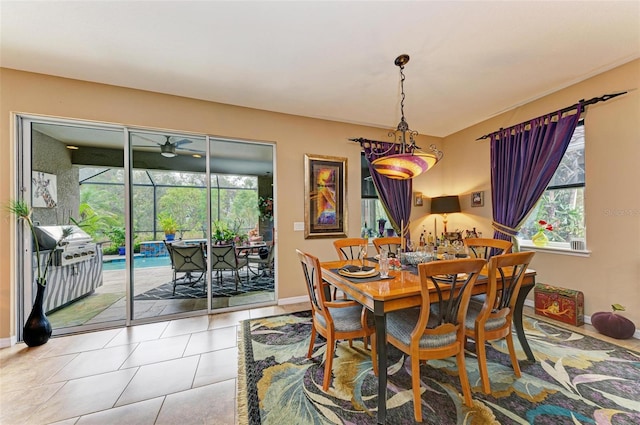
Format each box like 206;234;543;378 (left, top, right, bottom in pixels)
0;68;444;341
412;59;640;327
2;60;639;341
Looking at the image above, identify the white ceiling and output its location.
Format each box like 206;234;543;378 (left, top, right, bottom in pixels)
1;1;639;137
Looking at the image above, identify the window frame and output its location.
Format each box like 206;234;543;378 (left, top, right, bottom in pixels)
517;121;587;253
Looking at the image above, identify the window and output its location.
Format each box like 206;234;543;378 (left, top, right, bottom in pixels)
518;122;585;249
361;153;390;238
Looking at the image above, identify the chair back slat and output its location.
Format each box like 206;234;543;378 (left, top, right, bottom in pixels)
464;238;512;261
419;259;486;328
296;249;329;316
373;236;402;255
489;251;535;312
333;238;367;260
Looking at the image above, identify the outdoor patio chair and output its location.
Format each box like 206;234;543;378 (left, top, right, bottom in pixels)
168;244;207;295
248;241;275;277
211;244;249;290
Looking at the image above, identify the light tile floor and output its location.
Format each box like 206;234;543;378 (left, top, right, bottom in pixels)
2;304;638;425
0;302;310;425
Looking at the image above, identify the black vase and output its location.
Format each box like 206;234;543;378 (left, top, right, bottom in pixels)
23;283;52;347
377;219;387;237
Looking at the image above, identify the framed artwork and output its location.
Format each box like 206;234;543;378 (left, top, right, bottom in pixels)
471;191;484;207
414;192;424;207
32;171;58;208
304;154;347;239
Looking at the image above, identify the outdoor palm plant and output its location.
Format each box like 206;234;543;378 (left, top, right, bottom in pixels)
8;200;73;287
7;199;73;346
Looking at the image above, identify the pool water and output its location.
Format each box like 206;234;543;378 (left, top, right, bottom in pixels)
103;256;171;271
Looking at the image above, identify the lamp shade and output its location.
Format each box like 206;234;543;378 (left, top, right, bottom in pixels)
371;152;439;180
430;195;461;214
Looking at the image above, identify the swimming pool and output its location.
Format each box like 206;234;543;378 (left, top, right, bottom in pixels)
102;256;171;271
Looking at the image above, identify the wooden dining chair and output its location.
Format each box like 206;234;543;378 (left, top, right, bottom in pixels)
463;237;512;260
296;249;377;391
372;236;402;255
386;258;486;421
333;237;368;260
464;251;535;394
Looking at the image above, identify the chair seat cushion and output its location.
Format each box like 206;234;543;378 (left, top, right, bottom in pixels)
315;305;373;333
387;307;457;349
464;302;507;331
470;294;486;304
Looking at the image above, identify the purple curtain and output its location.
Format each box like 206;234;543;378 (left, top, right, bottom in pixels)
490;105;582;241
358;140;412;239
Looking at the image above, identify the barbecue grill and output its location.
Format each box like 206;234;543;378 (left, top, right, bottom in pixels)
34;225;97;267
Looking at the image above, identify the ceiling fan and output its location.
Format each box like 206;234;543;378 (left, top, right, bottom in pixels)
134;134;202;158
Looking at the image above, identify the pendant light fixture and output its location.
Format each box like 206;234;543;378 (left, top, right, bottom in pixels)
369;54;443;180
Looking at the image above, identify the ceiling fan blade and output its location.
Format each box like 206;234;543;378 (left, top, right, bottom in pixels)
173;138;193;147
179;146;205;153
132;133;163;146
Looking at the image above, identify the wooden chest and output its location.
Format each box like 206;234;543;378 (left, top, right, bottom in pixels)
534;283;584;326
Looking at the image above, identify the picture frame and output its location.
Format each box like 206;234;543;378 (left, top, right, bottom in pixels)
32;171;58;208
471;191;484;207
413;192;423;207
304;154;347;239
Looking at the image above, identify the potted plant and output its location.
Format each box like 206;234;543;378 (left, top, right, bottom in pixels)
107;226;126;255
158;213;179;241
7;200;73;347
213;220;236;245
213;220;248;245
258;196;273;221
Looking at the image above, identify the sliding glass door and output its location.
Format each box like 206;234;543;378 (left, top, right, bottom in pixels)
17;115;276;337
209;139;275;310
22;118;127;335
130;130;209;320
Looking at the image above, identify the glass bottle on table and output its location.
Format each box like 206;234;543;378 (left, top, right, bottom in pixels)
360;237;368;269
379;247;389;277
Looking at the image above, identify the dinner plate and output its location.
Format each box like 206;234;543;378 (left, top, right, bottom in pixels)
338;267;379;279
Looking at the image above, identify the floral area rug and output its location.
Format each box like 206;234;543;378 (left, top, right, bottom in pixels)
238;311;640;424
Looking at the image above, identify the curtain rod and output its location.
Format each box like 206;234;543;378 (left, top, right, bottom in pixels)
475;91;627;141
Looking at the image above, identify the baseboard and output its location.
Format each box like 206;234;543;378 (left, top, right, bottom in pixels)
0;335;17;348
278;295;308;306
523;298;640;340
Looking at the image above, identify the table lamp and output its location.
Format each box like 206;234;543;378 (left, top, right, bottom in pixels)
430;195;461;234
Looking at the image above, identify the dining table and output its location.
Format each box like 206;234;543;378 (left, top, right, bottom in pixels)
320;258;536;424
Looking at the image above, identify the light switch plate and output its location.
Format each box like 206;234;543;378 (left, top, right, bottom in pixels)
293;222;305;231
